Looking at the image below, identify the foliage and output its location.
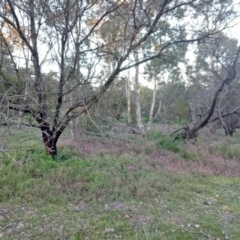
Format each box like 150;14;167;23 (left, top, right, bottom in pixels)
98;78;128;121
146;131;191;159
0;0;238;155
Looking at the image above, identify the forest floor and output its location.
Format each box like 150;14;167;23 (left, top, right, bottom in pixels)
0;127;240;239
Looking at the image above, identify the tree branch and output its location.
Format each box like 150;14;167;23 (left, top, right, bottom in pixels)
196;46;240;131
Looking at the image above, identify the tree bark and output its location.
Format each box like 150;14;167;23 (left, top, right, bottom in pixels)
126;74;131;124
189;102;197;125
134;50;144;135
70;118;77;140
153;100;162;120
147;73;157;130
41;129;57;156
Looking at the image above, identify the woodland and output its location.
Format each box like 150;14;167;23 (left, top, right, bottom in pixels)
1;0;240;155
1;1;240;239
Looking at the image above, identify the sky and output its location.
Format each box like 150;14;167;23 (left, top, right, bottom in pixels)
12;2;240;90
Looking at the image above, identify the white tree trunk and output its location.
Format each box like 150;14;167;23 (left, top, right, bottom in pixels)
147;74;157;130
126;74;131;124
154;100;162;120
70;118;77;140
189;102;197;124
134;50;144;135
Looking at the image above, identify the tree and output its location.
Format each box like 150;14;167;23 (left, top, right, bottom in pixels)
144;43;187;129
196;36;240;136
0;0;238;155
153;80;190;124
174;35;240;139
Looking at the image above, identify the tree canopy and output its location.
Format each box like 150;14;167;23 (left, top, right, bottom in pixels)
0;0;239;155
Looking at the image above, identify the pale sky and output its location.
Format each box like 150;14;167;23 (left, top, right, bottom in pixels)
13;6;240;90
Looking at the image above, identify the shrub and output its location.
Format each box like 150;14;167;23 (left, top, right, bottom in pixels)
155;132;180;153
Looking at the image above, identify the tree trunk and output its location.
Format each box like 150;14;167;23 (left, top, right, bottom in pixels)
147;74;157;130
126;75;131;124
42;129;57;156
153;100;162;120
189;102;197;125
181;47;240;140
70;118;77;140
134;50;144;135
223;125;235;136
17;111;24;130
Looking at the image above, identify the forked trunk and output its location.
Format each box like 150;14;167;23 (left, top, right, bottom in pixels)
42;129;57;156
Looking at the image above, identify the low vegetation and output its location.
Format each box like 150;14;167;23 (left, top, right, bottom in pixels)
0;128;240;239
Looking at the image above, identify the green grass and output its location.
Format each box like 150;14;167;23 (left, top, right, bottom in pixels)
146;131;193;159
0;128;240;239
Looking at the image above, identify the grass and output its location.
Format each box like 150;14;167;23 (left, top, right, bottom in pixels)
0;128;240;239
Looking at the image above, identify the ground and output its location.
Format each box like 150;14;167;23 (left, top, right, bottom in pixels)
0;127;240;239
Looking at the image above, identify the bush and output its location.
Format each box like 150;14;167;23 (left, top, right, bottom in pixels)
156;135;180;153
147;131;192;159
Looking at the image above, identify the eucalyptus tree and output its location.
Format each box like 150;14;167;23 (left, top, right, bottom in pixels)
156;81;190;124
194;35;240;135
144;40;187;129
175;35;240;139
0;0;238;155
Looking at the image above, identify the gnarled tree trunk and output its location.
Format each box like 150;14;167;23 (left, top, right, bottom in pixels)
41;128;57;156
